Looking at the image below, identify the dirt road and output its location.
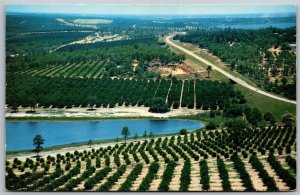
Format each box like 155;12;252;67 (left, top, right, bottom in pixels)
165;35;296;105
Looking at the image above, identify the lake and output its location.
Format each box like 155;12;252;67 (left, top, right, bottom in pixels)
215;22;296;29
6;119;204;151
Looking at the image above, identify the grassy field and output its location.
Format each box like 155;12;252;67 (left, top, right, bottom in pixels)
73;19;113;24
235;84;296;120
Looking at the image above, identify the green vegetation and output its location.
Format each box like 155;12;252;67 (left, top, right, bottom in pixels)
281;113;295;127
206;65;212;78
179;159;191;191
148;97;170;113
6;74;238;110
138;162;159;191
174;28;296;99
6;125;296;191
217;158;232;191
267;153;296;190
235;84;295;120
200;159;209;190
249;155;278;191
158;161;176;191
5;12;297;193
33;134;44;157
121;127;131;144
231;155;255;191
118;163;143;191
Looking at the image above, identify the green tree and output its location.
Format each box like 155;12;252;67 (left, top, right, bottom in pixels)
263;112;276;125
11;103;19;113
143;131;148;141
180;129;187;135
121;127;131;144
230;63;236;70
209;110;216;118
173;101;179;109
248;108;262;126
148;97;170;113
225;118;249;131
33;134;44;157
27;97;37;112
206;121;218;130
281;113;295;127
88;96;97;110
206;65;212;78
281;77;288;85
88;139;92;147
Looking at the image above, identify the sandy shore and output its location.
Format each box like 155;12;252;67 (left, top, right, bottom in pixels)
6;105;204;119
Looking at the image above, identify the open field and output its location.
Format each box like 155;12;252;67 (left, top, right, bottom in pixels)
73;19;113;24
6;126;296;191
234;85;296;121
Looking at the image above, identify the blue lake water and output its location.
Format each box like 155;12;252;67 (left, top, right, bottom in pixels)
6;119;204;151
216;22;296;29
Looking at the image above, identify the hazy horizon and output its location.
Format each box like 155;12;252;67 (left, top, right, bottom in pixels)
6;4;296;17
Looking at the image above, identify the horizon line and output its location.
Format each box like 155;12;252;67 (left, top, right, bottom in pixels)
5;11;296;16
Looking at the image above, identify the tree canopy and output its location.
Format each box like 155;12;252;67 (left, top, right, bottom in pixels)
33;134;45;157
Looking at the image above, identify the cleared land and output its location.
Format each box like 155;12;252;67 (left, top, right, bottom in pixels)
73;19;113;24
5;106;204;119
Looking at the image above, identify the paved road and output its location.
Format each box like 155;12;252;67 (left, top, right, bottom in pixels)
165;35;296;105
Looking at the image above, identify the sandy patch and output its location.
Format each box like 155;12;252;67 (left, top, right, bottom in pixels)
6;105;204;119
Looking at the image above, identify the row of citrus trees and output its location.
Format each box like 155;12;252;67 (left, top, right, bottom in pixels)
6;126;296;191
7;73;237;110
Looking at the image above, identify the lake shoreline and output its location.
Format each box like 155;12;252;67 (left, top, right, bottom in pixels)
6;119;205;154
6;128;204;158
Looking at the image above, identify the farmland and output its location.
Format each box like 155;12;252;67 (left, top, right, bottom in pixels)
6;74;236;109
73;19;113;24
6;126;296;191
4;5;297;193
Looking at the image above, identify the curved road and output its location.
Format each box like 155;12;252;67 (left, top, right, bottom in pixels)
165;35;296;105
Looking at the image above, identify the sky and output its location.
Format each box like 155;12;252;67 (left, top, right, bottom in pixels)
6;4;296;16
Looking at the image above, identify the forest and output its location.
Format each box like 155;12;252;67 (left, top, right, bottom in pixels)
174;27;296;99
